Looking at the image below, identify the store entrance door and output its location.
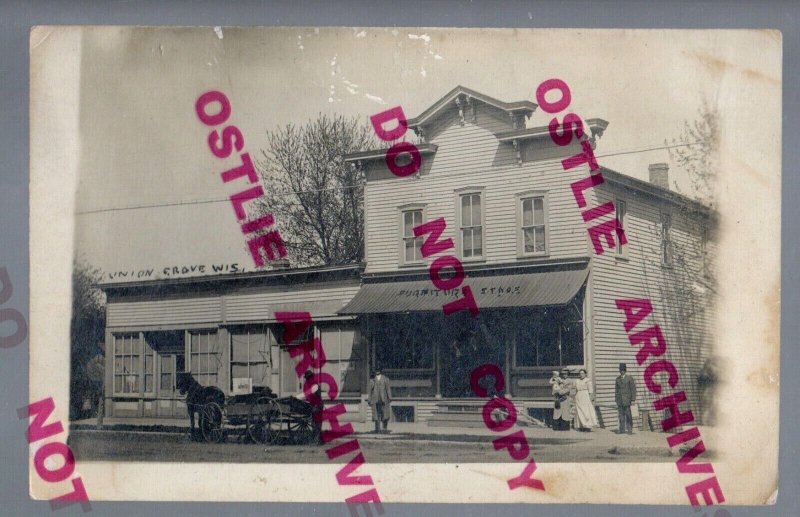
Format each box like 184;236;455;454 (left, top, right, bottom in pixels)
440;319;505;398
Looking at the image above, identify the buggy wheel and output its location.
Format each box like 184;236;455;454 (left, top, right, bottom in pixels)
247;397;276;444
287;416;318;445
265;403;286;444
200;402;225;443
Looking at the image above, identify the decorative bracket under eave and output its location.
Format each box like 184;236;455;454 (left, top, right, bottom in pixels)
412;125;426;143
512;139;522;166
455;96;465;126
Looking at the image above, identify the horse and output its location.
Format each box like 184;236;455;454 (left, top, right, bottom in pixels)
176;372;225;440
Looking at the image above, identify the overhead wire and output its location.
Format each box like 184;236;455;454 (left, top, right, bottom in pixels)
74;140;703;216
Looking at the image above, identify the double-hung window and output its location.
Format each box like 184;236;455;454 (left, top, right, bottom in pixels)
460;192;483;259
401;209;424;263
521;196;546;255
517;191;548;257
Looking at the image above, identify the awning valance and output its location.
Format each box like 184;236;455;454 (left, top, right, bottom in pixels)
339;265;588;314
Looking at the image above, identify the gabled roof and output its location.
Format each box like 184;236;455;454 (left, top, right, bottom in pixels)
406;85;537;129
600;167;713;216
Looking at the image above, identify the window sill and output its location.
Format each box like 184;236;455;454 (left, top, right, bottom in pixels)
460;257;487;264
614;254;630;262
398;262;427;269
516;253;550;261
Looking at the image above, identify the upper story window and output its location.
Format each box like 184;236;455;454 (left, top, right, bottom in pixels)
401;209;424;264
616;199;627;256
660;212;673;267
521;196;546;255
459;192;483;259
516;191;548;257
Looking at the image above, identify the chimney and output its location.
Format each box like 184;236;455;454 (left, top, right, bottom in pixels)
648;163;669;190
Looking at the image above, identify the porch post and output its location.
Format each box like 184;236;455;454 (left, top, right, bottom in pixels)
504;328;512;398
435;336;442;398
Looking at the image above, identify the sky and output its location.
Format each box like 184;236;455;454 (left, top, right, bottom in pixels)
73;27;724;281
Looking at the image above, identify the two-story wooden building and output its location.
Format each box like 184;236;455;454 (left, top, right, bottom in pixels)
98;86;715;430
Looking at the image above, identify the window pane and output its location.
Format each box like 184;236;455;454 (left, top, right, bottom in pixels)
114;375;122;393
522;199;533;227
160;373;172;391
414;237;423;261
561;321;584;365
403;211;413;237
231;334;249;362
460;195;470;226
191;354;198;373
473;227;482;256
198;354;207;374
231;364;249;379
251;363;268;387
404;239;414;261
533;198;544;225
524;228;535;253
114;356;123;374
535;227;546;252
132;356;140;374
145;375;153;393
124;356;132;374
515;324;538;367
462;228;472;257
123;336;131;356
161;355;173;374
414;210;422;226
191;333;198;353
471;195;481;226
145;353;153;374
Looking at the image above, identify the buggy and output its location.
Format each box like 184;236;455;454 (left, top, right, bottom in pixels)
198;388;320;445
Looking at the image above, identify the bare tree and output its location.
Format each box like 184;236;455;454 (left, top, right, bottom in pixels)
256;114;376;266
70;260;106;420
667;99;719;206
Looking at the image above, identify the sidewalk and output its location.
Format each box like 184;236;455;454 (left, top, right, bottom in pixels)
71;417;676;457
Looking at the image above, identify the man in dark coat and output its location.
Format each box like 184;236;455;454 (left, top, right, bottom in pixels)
368;369;392;433
615;363;637;434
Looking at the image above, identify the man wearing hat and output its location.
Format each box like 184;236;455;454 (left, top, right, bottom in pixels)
368;369;392;433
615;363;637;434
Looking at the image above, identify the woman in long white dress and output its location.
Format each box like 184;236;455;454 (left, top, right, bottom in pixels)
574;369;599;431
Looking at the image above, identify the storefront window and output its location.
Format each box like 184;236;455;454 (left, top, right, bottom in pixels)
114;334;141;395
190;331;221;387
230;328;270;388
113;333;152;395
514;307;583;367
374;314;434;370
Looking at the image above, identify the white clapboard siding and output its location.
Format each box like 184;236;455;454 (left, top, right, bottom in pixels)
108;285;361;327
107;297;221;327
224;285;362;322
365;105;593;273
587;183;714;429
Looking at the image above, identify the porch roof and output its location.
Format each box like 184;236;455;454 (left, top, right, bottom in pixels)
339;265;588;314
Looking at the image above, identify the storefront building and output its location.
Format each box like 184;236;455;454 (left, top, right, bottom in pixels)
100;86;714;429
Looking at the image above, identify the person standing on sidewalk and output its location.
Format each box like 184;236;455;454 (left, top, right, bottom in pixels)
615;363;637;434
368;369;392;433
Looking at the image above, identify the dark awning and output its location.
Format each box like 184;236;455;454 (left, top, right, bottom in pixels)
339;265;588;314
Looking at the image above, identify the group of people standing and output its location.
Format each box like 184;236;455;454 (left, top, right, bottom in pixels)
551;363;638;434
551;367;598;431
